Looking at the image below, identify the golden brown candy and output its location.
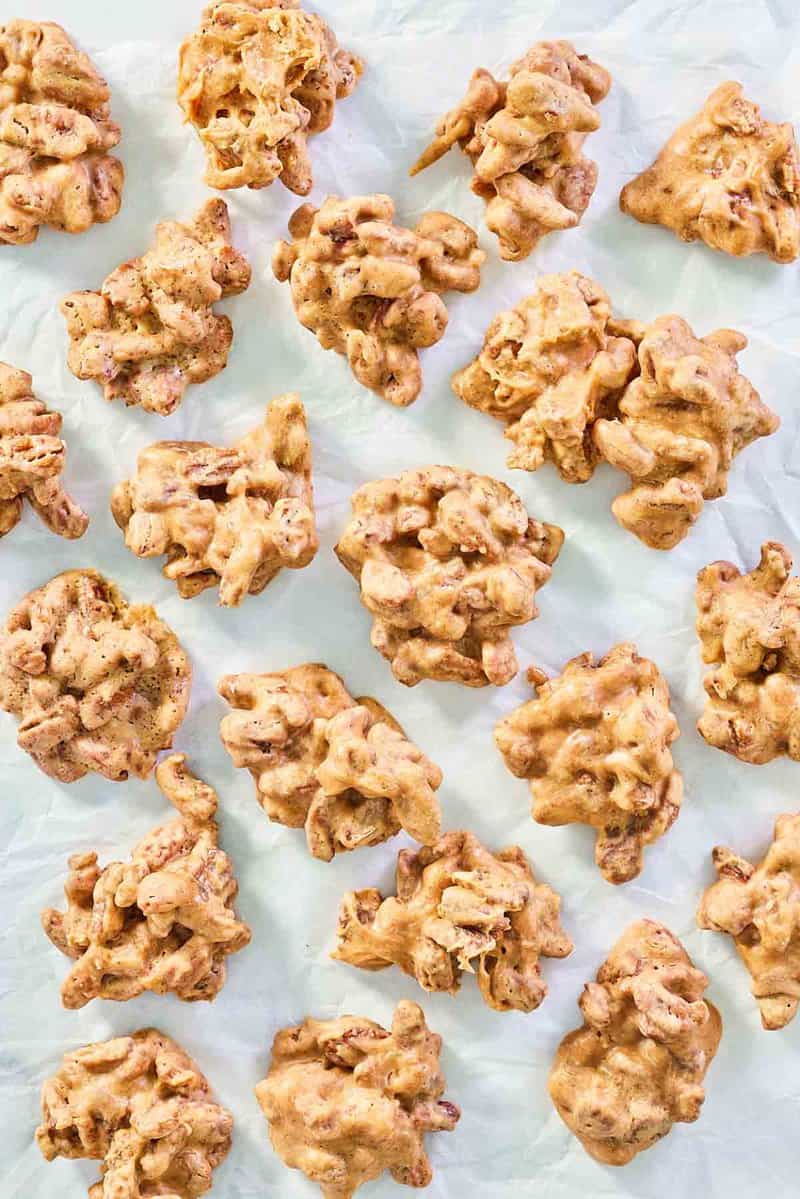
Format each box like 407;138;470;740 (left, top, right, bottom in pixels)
0;569;191;782
335;465;563;687
219;663;442;859
111;394;317;606
335;829;572;1011
594;316;778;549
698;813;800;1030
621;82;800;262
0;19;123;244
36;1029;232;1199
62;199;251;415
273;194;483;406
496;644;682;883
696;541;800;763
411;41;610;260
453;272;637;480
42;754;251;1007
549;920;722;1165
255;1000;459;1198
178;0;362;193
0;361;87;541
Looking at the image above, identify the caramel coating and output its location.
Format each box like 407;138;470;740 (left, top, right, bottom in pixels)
42;753;251;1008
452;272;637;480
594;315;778;550
698;814;800;1030
218;663;442;860
334;829;572;1011
0;361;88;541
61;198;252;416
36;1029;232;1198
495;644;682;884
620;82;800;263
111;394;317;606
335;465;563;687
549;920;722;1165
178;0;362;194
411;41;610;261
0;569;191;782
272;194;484;406
0;20;123;244
696;541;800;763
255;1000;459;1198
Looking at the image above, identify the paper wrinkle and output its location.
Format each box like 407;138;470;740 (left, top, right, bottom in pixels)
1;3;800;1198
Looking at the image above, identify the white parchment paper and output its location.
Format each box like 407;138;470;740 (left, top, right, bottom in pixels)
1;2;799;1196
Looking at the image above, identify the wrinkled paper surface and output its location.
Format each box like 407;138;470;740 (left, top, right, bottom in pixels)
1;1;799;1196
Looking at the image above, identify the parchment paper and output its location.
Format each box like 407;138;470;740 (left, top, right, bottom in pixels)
1;2;799;1197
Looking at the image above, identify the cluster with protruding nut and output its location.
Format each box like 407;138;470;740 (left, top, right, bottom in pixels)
61;198;251;415
334;829;572;1012
335;466;563;687
548;920;722;1165
111;394;318;606
255;1000;460;1198
620;82;800;263
0;361;88;541
42;753;251;1008
594;315;779;549
36;1029;233;1199
0;19;124;244
495;644;682;883
272;194;484;406
178;0;363;194
452;272;637;480
410;40;611;261
696;541;800;763
697;813;800;1030
218;663;442;859
0;569;191;782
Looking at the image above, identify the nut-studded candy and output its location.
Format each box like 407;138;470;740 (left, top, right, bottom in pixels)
273;194;484;406
452;272;637;480
111;394;318;606
178;0;363;194
549;920;722;1165
42;754;251;1007
696;542;800;763
0;19;123;244
255;1000;459;1198
495;644;682;883
698;813;800;1030
620;82;800;263
61;198;251;416
36;1029;232;1198
219;663;442;860
0;569;191;782
411;41;610;261
334;830;572;1012
0;361;88;541
593;316;778;549
335;465;563;687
